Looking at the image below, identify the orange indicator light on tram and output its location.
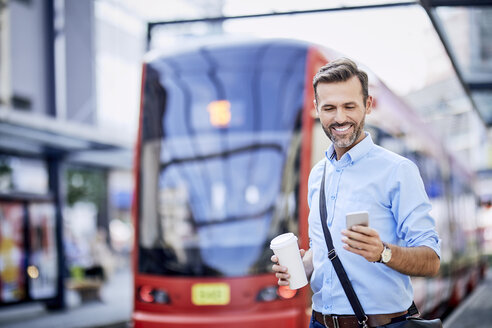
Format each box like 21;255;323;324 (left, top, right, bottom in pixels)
207;100;231;127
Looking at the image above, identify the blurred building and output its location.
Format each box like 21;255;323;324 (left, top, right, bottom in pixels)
0;0;135;309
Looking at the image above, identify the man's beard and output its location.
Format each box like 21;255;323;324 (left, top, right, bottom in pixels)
322;117;365;149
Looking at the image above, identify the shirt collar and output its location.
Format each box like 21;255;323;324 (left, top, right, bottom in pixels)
325;132;374;166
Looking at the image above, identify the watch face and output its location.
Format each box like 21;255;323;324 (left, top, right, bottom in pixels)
382;248;392;263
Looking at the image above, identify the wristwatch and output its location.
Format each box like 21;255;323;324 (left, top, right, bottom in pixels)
379;242;392;264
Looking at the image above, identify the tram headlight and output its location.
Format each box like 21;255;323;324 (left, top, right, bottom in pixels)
153;289;170;304
277;285;297;299
257;285;298;302
256;286;279;302
138;285;170;304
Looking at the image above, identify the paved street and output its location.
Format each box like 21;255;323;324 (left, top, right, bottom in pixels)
444;269;492;328
0;268;132;328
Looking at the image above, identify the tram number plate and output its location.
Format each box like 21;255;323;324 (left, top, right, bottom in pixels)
191;283;230;305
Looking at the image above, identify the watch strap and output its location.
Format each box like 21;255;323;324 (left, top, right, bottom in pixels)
379;242;387;263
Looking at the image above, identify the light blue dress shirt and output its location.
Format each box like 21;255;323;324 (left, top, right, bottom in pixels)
308;132;441;315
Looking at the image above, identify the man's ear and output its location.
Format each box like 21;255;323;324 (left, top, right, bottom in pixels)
365;96;373;114
313;99;319;116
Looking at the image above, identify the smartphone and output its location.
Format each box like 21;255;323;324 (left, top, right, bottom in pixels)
346;211;369;229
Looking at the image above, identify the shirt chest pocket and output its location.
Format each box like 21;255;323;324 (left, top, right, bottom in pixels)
344;184;389;214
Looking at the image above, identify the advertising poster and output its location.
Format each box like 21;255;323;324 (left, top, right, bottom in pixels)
28;202;57;300
0;201;26;303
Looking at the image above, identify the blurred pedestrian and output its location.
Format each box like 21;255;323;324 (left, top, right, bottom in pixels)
88;229;115;281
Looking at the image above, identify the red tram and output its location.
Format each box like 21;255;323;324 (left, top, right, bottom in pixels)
132;38;486;327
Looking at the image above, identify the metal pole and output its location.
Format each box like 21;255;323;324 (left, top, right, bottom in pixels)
45;154;66;310
45;0;57;117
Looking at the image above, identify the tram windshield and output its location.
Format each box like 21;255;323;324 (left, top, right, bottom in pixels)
138;46;306;277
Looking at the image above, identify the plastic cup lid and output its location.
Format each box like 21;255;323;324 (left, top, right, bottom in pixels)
270;232;298;250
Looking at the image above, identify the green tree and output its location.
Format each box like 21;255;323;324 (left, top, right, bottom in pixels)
66;168;106;207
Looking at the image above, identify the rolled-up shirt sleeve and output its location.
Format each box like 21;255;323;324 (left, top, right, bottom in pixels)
389;159;441;258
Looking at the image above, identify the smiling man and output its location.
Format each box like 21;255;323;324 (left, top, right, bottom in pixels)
315;69;371;159
272;58;441;328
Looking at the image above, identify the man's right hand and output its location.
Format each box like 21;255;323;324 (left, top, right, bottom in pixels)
271;249;308;286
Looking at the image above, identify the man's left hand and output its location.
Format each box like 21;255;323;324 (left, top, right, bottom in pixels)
341;225;384;262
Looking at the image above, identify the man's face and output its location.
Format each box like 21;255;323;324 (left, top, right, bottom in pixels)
315;76;372;156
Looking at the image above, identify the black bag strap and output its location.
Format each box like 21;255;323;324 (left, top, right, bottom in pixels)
408;301;420;317
319;161;368;327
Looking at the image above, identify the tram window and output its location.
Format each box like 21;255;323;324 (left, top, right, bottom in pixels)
414;155;444;199
139;133;298;277
139;48;306;277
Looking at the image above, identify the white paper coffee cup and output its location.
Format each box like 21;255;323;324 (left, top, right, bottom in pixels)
270;232;308;289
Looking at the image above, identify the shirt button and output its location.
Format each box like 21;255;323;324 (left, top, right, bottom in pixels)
336;169;341;172
331;195;336;200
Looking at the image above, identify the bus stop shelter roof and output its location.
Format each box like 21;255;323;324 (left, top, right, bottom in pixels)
0;108;132;169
